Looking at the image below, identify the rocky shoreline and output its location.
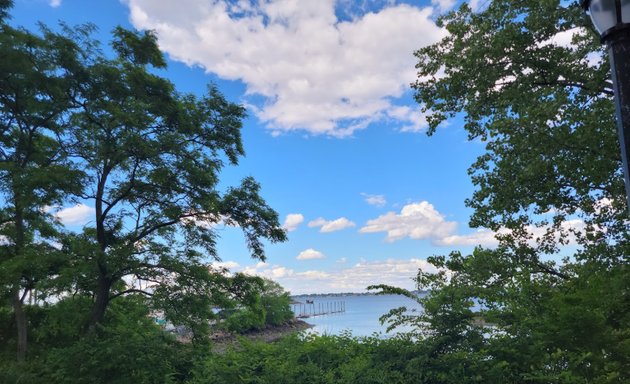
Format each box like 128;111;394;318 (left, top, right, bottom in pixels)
209;319;313;352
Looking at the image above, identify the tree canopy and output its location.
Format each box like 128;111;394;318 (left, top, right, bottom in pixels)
373;1;630;382
0;2;286;362
3;1;630;383
414;0;628;261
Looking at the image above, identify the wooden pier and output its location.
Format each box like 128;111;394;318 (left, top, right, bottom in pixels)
292;300;346;318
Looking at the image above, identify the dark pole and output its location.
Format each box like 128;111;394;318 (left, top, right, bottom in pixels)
607;29;630;212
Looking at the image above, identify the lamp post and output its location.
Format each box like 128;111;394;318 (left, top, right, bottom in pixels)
581;0;630;212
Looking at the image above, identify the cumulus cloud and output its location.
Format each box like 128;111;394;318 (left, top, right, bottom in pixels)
538;27;598;52
125;0;446;136
432;0;456;12
436;219;588;247
361;193;386;207
359;200;591;249
283;213;304;232
436;228;500;247
296;248;326;260
241;262;330;280
360;201;457;242
55;204;94;226
239;257;439;294
388;105;430;132
183;213;232;229
537;27;601;68
215;261;240;270
308;217;356;233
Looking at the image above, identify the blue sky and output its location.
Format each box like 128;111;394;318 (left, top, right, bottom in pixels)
9;0;517;294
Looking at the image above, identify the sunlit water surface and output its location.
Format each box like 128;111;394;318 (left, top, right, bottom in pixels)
291;294;424;338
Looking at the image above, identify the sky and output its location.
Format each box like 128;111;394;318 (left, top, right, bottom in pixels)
8;0;515;295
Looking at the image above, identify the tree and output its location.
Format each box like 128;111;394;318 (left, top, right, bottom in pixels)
0;3;84;360
220;277;294;333
373;0;630;381
259;278;294;326
414;0;629;259
0;2;286;362
57;25;286;331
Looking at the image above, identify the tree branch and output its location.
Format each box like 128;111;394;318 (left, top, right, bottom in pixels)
109;288;153;301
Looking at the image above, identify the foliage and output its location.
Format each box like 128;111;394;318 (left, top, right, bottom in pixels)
56;25;287;328
367;1;630;383
222;303;266;333
0;4;87;360
413;0;629;258
0;297;201;384
0;0;286;364
260;278;294;326
190;333;422;384
219;277;294;333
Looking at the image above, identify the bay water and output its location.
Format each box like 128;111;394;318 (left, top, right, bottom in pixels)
291;294;424;338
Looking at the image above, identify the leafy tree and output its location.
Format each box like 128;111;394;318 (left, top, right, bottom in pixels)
414;0;628;259
259;278;294;326
0;2;84;360
0;2;286;364
47;25;288;332
384;0;630;382
218;276;294;333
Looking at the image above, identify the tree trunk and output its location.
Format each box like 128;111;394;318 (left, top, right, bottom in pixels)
13;203;27;362
89;274;111;328
12;288;27;362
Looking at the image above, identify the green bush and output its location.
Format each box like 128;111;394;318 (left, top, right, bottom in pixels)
261;292;293;326
223;306;266;333
219;278;294;333
190;334;422;384
0;297;199;384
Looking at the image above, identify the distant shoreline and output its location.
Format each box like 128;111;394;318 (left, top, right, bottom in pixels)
291;290;427;298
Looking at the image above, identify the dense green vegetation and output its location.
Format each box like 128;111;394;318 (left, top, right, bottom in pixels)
218;277;295;334
1;0;629;383
0;276;296;383
0;0;287;373
373;0;630;382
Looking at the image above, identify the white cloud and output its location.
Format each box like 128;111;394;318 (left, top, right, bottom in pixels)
183;213;237;230
361;193;386;207
432;0;456;12
239;257;439;294
360;201;457;242
539;27;586;50
54;204;94;226
283;213;304;232
125;0;446;136
359;200;592;248
436;228;500;247
436;219;589;247
215;261;240;270
297;270;331;279
388;105;430;132
308;217;356;233
538;27;601;68
337;257;347;264
49;0;62;7
296;248;326;260
242;263;295;279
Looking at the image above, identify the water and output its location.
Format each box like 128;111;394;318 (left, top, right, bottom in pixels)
291;294;424;338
